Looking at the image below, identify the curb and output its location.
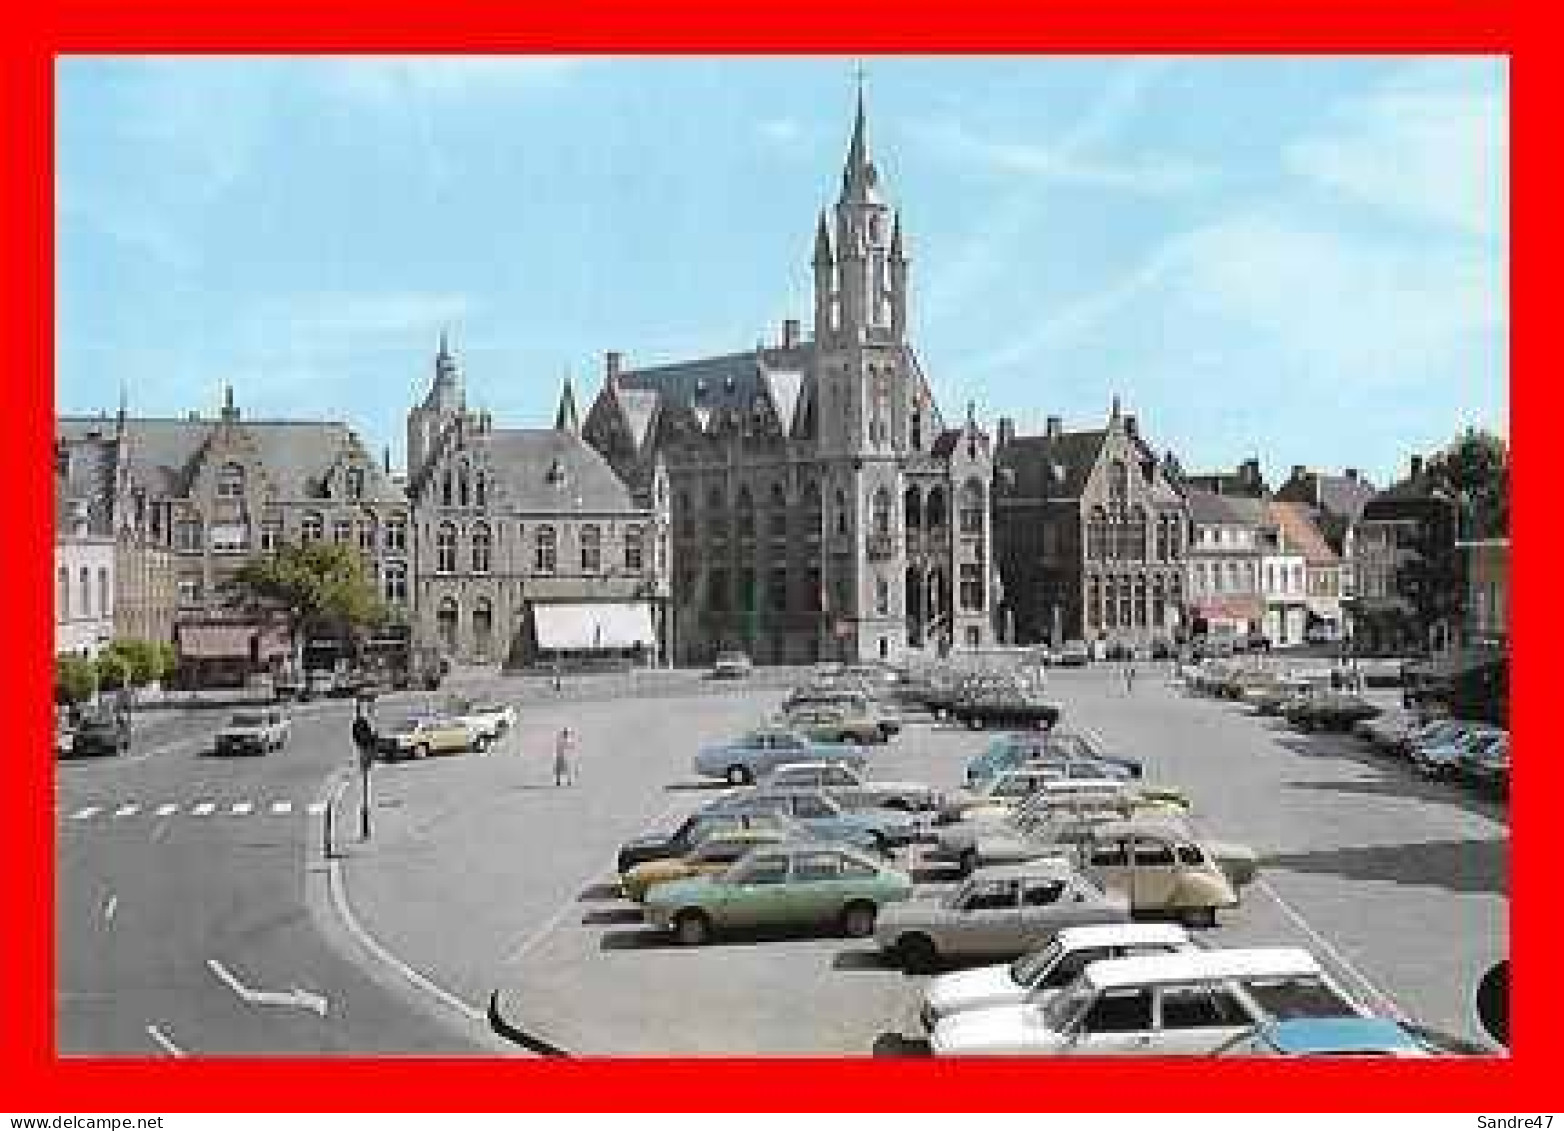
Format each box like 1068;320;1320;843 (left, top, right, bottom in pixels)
487;990;572;1057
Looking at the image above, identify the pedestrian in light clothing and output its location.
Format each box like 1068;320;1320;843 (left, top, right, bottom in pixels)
1124;661;1137;695
554;726;575;786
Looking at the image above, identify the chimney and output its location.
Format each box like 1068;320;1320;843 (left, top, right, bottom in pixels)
1241;458;1261;489
220;384;238;422
1410;454;1424;479
997;417;1015;449
54;443;69;478
781;319;801;349
1045;415;1062;440
605;351;623;385
1291;464;1306;482
1124;414;1138;438
1345;467;1359;482
187;411;201;422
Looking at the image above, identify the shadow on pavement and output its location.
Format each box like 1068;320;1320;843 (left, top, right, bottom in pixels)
578;881;624;902
830;948;899;972
1264;834;1508;897
1273;735;1509;825
599;924;870;951
580;907;644;927
871;1032;931;1057
911;864;959;884
663;781;732;793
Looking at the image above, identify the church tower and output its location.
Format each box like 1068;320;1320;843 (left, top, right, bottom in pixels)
406;330;465;483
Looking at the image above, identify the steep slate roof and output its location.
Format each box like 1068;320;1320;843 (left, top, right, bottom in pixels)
616;344;813;427
1362;472;1452;518
1185;486;1268;527
57;416;402;503
1275;471;1377;523
997;430;1107;500
481;428;634;513
613;385;660;451
1269;500;1339;564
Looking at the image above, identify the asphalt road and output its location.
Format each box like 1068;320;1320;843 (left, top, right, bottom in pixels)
55;697;494;1055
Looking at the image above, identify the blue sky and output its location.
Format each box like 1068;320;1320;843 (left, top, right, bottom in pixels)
56;56;1507;488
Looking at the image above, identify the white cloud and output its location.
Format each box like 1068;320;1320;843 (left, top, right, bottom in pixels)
1284;58;1508;238
248;290;475;346
324;56;589;104
916;119;1206;195
758;117;804;146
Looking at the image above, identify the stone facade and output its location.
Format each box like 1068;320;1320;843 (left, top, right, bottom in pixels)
404;342;669;667
1183;487;1264;640
583;91;992;666
54;484;116;658
993;405;1187;650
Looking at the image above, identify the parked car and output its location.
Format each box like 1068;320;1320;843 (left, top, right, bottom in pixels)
930;947;1365;1056
619;826;793;902
934;794;1192;877
762;761;941;813
692;727;866;786
778;702;886;746
703;787;925;850
941;768;1145;824
783;687;902;739
1398;716;1475;760
377;715;484;760
711;650;754;679
1354;707;1418;752
65;709;130;757
1211;1017;1434;1057
615;810;800;875
1284;692;1382;732
300;669;337;702
212;708;291;756
948;682;1062;732
919;922;1197;1030
641;841;913;945
54;718;75;758
1077;817;1258;926
876;860;1130;973
964;730;1144;788
1411;724;1504;780
1460;733;1509;793
1056;640;1090;667
447;698;517;742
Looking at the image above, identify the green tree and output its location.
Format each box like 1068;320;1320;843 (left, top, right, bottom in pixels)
1425;428;1509;539
55;654;97;706
95;649;131;692
225;541;387;667
103;637;162;687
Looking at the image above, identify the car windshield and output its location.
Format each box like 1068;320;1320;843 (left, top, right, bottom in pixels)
391;720;421;734
229;712;268;727
1244;976;1357;1020
1010;939;1063;983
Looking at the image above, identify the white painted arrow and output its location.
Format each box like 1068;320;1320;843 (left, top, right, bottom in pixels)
206;958;329;1017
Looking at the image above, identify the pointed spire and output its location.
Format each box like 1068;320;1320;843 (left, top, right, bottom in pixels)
555;373;580;436
840;67;882;204
438;326;451;361
115;381;128;434
812;211;834;267
890;211;905;260
1110;394;1122;424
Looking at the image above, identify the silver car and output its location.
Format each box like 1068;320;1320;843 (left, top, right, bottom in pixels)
874;860;1130;972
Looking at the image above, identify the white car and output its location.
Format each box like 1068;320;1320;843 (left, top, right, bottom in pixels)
763;761;941;812
931;947;1366;1056
213;708;291;756
919;922;1196;1031
451;700;517;741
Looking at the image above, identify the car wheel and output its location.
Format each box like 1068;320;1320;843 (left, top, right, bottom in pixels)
725;765;752;786
882;799;912;813
474;735;491;754
1181;905;1218;929
841;901;878;938
958;848;979;877
673;910;711;946
415;743;431;760
897;933;939;974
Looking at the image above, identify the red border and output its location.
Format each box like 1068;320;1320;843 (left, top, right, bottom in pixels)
12;0;1539;1112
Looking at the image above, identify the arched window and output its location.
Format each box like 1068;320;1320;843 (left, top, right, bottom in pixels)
768;483;788;538
736;486;755;539
472;598;494;661
581;525;601;572
802;481;822;542
99;567;110;618
345;467;365;501
441;471;453;508
1088;507;1108;562
384;560;408;605
960;478;985;535
676;492;694;537
57;566;69;619
301;512;323;544
384;513;407;553
80;567;91;617
1087;575;1102;630
875;577;890;616
910;406;923;451
872;487;892;538
1228;562;1241;593
471;522;492;573
436;597;458;654
536;526;557;574
357;514;377;554
835;489;849;536
436;523;457;573
624;525;644;572
216;462;245;498
1134;576;1148;626
1109;460;1128;501
1129;506;1147;562
474;471;487;508
458;464;470;508
904;485;923;532
925;486;946;531
1194;563;1207;593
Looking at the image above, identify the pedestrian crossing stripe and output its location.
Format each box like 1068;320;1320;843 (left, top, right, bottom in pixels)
191;803;216;816
230;802;253;815
270;801;292;815
71;806;102;820
62;800;327;822
113;804;139;818
155;804;179;817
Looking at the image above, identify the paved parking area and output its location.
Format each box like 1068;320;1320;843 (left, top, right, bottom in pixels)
335;665;1507;1055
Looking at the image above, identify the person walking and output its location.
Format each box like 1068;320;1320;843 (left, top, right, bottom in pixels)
1124;660;1137;695
553;726;575;786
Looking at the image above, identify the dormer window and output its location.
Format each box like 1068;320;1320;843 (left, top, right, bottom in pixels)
345;467;365;501
216;462;245;499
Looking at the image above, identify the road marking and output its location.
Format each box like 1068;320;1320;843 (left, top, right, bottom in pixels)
206;958;329;1017
113;803;140;818
145;1023;185;1056
103;894;118;923
271;801;293;815
191;802;216;817
306;801;327;816
155;803;179;817
126;735;205;766
230;802;254;816
1253;877;1412;1023
70;806;102;820
502;795;687;966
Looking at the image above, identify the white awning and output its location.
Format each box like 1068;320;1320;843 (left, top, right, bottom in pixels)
533;602;655;651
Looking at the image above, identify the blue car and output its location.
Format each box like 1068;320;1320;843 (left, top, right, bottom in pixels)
1213;1017;1434;1057
693;726;866;786
702;788;925;852
1411;725;1504;780
964;730;1142;788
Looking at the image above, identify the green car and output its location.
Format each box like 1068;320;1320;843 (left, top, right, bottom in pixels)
643;842;914;945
